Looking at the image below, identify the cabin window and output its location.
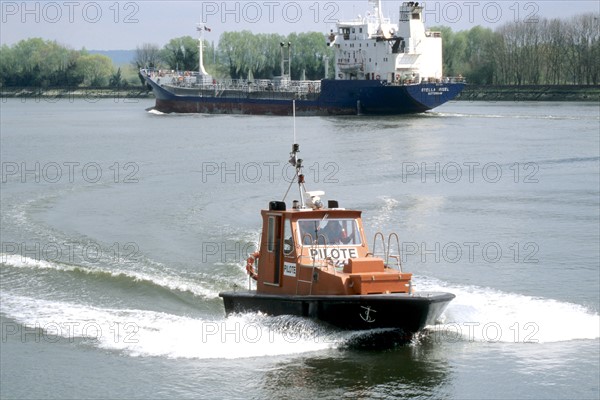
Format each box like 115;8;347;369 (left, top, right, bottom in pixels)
267;216;275;252
412;13;420;20
359;28;363;33
340;27;350;40
298;219;362;246
283;218;294;256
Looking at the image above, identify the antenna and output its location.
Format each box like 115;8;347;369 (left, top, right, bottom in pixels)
283;102;304;207
293;99;296;144
282;100;324;210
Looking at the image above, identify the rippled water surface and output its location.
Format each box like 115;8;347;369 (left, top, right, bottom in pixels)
1;99;599;399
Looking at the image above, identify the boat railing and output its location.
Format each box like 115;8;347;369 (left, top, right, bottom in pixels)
387;233;403;272
367;232;403;272
368;232;386;260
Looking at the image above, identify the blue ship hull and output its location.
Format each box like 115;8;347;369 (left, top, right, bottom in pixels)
145;77;464;116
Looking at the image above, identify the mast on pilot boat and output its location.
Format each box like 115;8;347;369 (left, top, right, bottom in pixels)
282;101;325;211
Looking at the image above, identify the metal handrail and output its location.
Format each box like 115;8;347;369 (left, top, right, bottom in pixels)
368;231;386;260
386;232;403;272
368;232;403;272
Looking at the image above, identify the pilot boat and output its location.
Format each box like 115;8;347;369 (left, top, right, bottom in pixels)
219;143;454;334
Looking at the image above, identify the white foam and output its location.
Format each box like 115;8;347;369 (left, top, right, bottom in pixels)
0;294;339;359
418;277;600;343
1;253;60;271
428;111;591;121
3;253;597;349
0;253;218;299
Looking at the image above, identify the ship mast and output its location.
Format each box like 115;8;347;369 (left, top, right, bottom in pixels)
370;0;385;24
280;42;291;78
196;23;209;76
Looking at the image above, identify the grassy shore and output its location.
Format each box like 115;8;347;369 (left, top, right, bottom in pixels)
1;85;598;102
0;87;153;100
457;84;600;102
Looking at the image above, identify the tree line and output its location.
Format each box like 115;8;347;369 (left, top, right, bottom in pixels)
1;11;597;88
133;31;332;81
0;38;129;87
436;12;599;85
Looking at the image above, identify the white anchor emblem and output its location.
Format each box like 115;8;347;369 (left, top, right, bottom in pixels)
360;306;376;323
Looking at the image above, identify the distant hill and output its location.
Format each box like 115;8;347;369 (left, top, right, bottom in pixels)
89;50;135;66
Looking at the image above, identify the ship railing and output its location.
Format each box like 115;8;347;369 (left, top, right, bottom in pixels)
363;13;391;25
156;74;322;93
425;31;442;38
444;76;466;83
288;80;321;96
385;76;466;86
367;232;403;272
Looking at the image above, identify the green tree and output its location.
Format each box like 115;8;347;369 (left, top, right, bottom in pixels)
1;38;85;86
160;36;199;71
288;32;332;80
463;26;498;84
0;44;17;86
76;54;114;86
433;26;467;78
109;67;123;87
216;31;332;80
217;31;242;78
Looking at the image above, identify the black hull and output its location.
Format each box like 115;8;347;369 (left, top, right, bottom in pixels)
219;291;454;332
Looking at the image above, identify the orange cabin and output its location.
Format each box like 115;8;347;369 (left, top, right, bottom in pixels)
252;202;412;296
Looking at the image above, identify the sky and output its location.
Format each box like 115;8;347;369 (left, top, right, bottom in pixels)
1;0;599;50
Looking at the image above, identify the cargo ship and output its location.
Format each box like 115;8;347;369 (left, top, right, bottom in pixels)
142;1;465;115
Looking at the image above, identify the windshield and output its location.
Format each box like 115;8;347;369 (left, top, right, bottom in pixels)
297;218;362;246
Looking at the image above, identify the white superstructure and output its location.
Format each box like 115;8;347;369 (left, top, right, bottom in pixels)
329;1;443;84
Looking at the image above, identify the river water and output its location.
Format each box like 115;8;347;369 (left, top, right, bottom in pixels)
1;98;598;399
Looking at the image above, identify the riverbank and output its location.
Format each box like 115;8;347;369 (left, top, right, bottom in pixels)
0;87;153;100
457;84;600;102
1;85;598;102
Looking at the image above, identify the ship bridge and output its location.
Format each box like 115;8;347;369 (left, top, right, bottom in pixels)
330;1;443;84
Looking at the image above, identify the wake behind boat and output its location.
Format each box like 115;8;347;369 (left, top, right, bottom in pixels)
142;0;465;115
219;142;454;335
